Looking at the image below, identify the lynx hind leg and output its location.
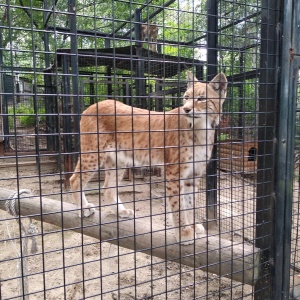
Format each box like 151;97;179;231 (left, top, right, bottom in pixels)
69;153;97;218
184;179;205;237
103;156;134;218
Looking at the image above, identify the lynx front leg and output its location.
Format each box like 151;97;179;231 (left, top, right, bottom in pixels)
184;179;205;237
166;168;195;245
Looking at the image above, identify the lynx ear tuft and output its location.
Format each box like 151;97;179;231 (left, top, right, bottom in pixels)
186;71;199;88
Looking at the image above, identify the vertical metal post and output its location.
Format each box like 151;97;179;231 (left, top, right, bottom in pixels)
43;1;57;151
206;0;218;227
0;67;3;155
134;9;146;108
69;0;80;160
62;56;73;186
122;77;128;105
106;67;112;98
195;65;203;81
89;77;94;105
276;0;300;298
105;39;113;98
206;0;218;79
2;74;10;150
0;23;3;67
32;81;41;173
238;53;244;140
105;38;111;48
0;17;3;152
155;80;163;111
255;1;280;298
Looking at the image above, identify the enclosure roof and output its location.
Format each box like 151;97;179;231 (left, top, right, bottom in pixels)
56;46;204;78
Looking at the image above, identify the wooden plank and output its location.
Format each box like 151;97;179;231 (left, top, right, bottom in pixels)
0;187;261;285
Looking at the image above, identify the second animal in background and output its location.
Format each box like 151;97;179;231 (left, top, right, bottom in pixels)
141;23;159;52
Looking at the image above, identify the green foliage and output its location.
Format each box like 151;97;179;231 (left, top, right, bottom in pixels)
0;0;45;68
1;0;262;72
8;102;45;129
218;133;230;141
1;0;262;129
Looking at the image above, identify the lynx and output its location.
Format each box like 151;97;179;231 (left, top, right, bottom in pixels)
141;23;158;52
70;71;228;245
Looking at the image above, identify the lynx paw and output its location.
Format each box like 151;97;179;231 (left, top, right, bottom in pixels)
194;224;206;236
118;209;135;218
78;203;96;218
176;226;195;245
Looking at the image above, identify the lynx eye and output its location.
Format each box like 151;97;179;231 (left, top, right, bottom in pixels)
197;96;204;101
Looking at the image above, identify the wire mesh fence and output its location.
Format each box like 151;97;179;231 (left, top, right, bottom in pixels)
0;0;299;299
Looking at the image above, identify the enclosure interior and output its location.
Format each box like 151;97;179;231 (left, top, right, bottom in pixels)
0;0;298;299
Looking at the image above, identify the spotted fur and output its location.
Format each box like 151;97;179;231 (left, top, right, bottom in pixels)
70;71;227;245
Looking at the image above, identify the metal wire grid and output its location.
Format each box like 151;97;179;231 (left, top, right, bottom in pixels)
290;77;300;298
0;0;291;299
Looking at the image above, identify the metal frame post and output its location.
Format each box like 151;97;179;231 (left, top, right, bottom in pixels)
43;1;58;152
206;0;218;227
134;8;146;108
255;0;280;298
69;0;80;160
275;0;300;298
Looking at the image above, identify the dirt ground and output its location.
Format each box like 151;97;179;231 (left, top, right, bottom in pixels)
0;165;256;299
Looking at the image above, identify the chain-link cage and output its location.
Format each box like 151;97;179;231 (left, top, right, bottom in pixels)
0;1;299;299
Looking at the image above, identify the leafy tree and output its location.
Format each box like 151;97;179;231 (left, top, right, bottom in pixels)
1;0;261;71
1;0;262;119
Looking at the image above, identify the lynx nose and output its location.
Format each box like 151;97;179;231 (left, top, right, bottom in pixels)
184;107;191;114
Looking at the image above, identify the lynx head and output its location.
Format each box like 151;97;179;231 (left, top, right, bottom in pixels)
182;71;228;127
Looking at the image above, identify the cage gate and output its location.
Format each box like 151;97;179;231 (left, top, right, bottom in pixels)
0;0;299;299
